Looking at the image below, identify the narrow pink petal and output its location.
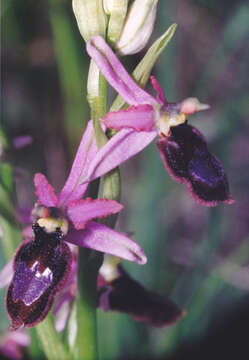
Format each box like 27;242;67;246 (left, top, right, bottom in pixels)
58;120;98;206
0;260;13;288
66;222;147;264
34;173;58;207
83;128;157;183
67;198;123;230
87;36;158;106
103;105;155;132
150;76;167;104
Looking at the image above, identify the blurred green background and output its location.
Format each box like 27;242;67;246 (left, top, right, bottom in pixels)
1;0;249;359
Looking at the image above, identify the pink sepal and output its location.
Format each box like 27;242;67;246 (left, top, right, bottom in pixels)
58;120;98;206
103;104;155;132
34;173;58;207
67;198;123;230
84;128;157;183
87;36;158;106
66;221;147;264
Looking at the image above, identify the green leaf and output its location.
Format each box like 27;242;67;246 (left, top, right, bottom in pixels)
0;163;13;193
110;23;177;111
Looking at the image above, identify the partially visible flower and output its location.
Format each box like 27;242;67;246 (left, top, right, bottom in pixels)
86;35;234;206
13;136;32;149
0;329;29;360
3;120;146;331
98;258;184;327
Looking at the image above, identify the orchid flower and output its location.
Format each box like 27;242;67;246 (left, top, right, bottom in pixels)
98;258;184;327
0;329;29;360
2;120;146;331
86;35;234;206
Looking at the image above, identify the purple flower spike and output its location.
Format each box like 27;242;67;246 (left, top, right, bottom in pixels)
98;265;184;327
157;123;234;206
87;35;233;206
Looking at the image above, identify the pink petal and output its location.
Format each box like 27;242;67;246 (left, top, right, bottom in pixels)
150;76;167;104
0;260;13;288
34;173;58;207
87;36;158;106
58;120;98;206
103;104;155;132
67;198;123;230
66;222;147;264
83;128;157;183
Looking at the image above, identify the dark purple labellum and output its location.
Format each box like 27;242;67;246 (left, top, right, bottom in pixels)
156;123;234;206
6;224;72;330
98;266;183;327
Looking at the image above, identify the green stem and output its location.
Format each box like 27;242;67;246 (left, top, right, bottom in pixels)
36;313;70;360
69;50;109;360
69;249;103;360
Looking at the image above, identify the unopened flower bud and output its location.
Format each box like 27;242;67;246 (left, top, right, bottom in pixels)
115;0;158;55
103;0;128;45
72;0;107;42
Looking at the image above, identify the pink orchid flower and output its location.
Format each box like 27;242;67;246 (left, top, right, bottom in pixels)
2;120;146;330
0;329;29;360
86;35;234;206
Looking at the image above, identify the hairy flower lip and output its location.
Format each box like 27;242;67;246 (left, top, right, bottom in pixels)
98;264;184;327
6;226;72;331
157;124;234;206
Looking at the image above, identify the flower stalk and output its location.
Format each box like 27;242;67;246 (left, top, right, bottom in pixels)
70;249;102;360
73;21;122;358
36;314;70;360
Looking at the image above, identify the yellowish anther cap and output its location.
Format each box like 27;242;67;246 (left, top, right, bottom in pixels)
37;217;69;236
158;112;187;137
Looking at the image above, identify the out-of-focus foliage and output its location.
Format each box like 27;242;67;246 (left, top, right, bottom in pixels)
1;0;249;359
